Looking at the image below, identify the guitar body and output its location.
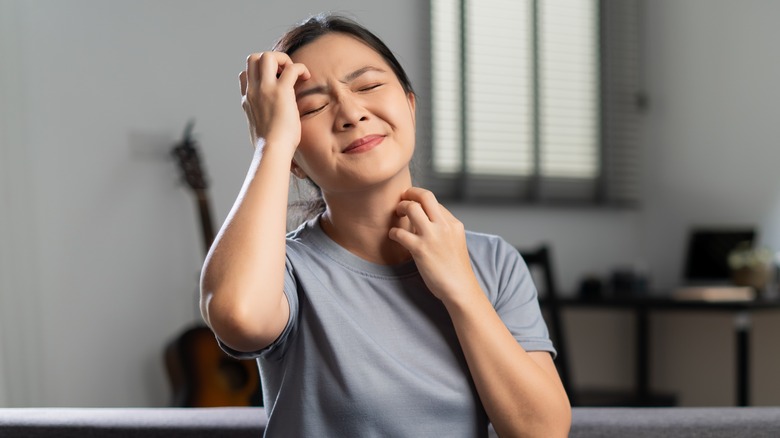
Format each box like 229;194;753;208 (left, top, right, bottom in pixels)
165;325;262;407
165;120;263;407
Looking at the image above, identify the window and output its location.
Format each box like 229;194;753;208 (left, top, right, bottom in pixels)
427;0;643;205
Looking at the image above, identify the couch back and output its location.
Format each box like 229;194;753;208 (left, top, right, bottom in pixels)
1;406;779;437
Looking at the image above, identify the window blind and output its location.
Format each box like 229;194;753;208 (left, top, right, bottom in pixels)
428;0;642;205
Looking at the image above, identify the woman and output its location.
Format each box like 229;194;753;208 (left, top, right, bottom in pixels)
200;13;571;437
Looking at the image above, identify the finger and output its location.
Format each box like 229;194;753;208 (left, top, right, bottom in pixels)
277;62;311;89
245;53;263;87
388;227;419;250
400;188;442;222
258;51;295;86
239;70;248;96
401;187;438;203
396;200;431;230
245;52;290;88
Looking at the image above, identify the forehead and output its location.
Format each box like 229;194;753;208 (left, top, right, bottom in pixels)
289;33;389;73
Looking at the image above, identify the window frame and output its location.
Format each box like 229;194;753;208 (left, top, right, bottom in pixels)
422;0;644;207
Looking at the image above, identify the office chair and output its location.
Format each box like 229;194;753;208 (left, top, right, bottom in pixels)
518;245;676;407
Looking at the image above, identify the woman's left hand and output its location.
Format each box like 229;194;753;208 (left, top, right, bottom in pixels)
389;187;479;303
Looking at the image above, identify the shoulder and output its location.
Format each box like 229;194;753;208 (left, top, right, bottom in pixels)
464;230;530;293
464;230;522;267
464;228;546;296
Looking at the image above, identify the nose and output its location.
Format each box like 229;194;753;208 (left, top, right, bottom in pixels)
333;93;368;130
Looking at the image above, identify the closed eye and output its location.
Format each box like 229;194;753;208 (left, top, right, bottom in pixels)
358;83;382;92
301;104;327;117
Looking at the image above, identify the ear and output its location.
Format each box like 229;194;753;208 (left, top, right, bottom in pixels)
290;160;308;180
407;92;417;128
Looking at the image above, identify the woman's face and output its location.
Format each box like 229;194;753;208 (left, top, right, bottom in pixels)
289;33;416;196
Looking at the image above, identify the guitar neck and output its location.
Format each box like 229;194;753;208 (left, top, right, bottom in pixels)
194;189;216;256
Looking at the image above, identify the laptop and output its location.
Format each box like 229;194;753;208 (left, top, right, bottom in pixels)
674;227;757;301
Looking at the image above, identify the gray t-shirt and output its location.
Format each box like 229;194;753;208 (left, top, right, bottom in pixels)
221;216;555;437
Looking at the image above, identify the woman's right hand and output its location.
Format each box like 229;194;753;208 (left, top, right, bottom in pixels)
239;52;311;151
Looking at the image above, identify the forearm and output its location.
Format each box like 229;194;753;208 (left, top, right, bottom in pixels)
200;144;293;351
443;284;571;438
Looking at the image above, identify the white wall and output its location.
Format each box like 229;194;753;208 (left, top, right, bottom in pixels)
0;0;44;407
1;0;780;408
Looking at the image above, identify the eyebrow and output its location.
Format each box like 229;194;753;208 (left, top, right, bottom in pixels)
295;66;387;100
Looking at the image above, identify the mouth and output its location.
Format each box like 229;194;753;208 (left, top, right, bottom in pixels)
343;134;385;154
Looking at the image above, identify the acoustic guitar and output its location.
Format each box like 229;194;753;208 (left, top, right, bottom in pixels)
165;120;262;407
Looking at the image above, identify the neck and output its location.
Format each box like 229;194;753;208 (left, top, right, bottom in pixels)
319;174;414;265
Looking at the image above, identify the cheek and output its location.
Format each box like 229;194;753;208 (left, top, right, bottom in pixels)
294;122;331;174
387;94;415;128
387;101;416;142
297;121;324;155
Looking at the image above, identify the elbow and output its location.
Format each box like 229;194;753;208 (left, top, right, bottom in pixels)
551;402;572;438
199;283;287;353
199;269;255;344
497;394;571;438
536;387;572;437
508;413;571;438
536;396;572;438
531;368;572;437
199;275;220;329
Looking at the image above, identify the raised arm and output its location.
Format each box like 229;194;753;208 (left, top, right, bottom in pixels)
389;187;571;437
200;52;310;353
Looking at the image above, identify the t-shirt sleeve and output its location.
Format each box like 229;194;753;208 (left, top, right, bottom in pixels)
216;253;299;360
481;236;557;358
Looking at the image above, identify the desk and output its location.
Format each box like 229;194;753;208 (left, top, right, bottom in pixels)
559;296;780;406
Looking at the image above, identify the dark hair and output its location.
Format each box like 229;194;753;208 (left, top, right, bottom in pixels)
276;13;416;229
